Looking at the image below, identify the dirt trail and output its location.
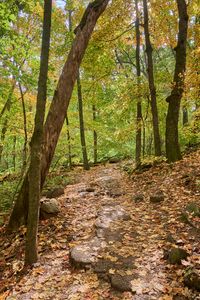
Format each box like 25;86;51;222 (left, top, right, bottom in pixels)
1;156;200;300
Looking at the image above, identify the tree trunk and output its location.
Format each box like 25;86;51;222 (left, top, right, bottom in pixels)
65;4;73;170
142;118;146;158
182;106;188;126
18;83;28;171
93;104;98;164
165;0;188;162
135;0;142;167
25;0;52;265
77;71;90;170
143;0;161;156
65;114;72;168
8;0;109;231
12;135;16;171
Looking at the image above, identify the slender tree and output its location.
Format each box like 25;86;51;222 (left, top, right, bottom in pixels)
65;114;72;168
135;0;142;167
18;83;28;171
65;2;73;169
165;0;188;162
25;0;52;265
77;71;90;170
93;104;98;164
143;0;161;156
8;0;110;231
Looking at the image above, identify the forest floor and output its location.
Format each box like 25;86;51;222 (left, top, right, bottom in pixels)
0;150;200;300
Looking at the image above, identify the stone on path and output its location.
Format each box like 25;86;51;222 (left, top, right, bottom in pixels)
45;187;65;199
167;247;189;264
110;274;137;292
95;205;131;229
70;237;106;268
96;228;124;242
133;194;144;203
150;191;164;203
40;198;60;219
95;176;124;197
184;269;200;291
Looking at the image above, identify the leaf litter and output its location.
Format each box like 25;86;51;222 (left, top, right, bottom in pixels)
0;150;200;299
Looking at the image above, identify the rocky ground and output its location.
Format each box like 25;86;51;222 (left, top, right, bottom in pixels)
0;150;200;300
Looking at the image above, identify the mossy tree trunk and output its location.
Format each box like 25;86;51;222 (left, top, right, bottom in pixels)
165;0;188;162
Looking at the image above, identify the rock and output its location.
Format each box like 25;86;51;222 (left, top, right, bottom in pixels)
45;187;64;199
109;157;121;164
78;186;95;193
95;205;130;229
95;176;123;197
109;274;136;292
133;194;144;203
167;247;189;264
118;256;136;270
150;191;164;203
185;202;200;217
94;259;115;280
96;228;124;242
79;192;88;198
85;187;95;192
70;237;106;268
40;198;60;219
184;269;200;291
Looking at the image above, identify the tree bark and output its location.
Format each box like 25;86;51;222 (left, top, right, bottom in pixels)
12;135;16;171
135;0;142;167
77;71;90;170
143;0;161;156
25;0;52;265
93;104;98;164
165;0;188;162
182;106;188;126
65;114;72;168
18;83;28;171
8;0;109;231
65;4;73;170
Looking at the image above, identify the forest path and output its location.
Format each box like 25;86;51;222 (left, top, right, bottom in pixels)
2;154;200;300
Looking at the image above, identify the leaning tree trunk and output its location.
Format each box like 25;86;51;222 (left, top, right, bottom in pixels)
165;0;188;162
135;0;142;167
143;0;161;157
77;71;90;170
8;0;110;231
